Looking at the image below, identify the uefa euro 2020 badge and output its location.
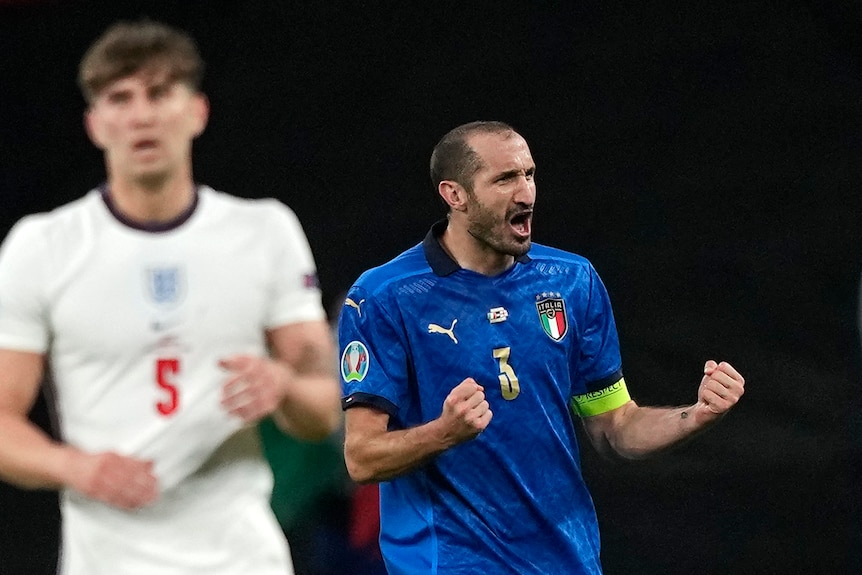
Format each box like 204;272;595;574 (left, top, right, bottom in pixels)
341;340;369;382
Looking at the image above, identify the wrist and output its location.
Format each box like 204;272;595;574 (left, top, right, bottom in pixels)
425;417;459;452
689;402;723;428
49;444;83;489
271;358;295;402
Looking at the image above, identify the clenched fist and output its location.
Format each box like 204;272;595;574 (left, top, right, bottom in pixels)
696;360;745;417
438;378;493;445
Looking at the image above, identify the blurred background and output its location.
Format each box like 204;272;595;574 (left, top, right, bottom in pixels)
2;1;862;573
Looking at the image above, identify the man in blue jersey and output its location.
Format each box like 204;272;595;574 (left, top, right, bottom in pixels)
338;120;745;574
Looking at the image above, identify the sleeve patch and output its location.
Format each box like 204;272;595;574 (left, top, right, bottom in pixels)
340;340;370;382
571;377;631;417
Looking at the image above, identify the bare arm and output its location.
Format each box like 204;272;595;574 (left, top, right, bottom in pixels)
0;349;66;488
269;320;342;439
581;360;745;460
343;378;492;483
220;320;342;441
0;349;158;509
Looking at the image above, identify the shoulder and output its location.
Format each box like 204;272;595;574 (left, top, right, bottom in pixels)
340;244;429;333
345;243;432;312
2;191;100;253
528;243;597;274
525;244;609;298
200;187;298;220
352;243;429;294
198;187;305;233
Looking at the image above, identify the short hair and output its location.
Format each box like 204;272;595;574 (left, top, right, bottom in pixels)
429;120;515;193
78;19;204;104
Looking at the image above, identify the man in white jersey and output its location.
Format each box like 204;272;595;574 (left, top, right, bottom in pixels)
0;19;342;575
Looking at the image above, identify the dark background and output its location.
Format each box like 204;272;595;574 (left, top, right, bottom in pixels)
2;1;861;573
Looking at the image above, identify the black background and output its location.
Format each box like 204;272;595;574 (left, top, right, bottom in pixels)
2;1;861;573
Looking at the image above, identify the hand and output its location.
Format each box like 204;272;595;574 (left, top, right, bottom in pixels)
438;378;493;445
696;360;745;417
219;354;292;423
65;450;159;510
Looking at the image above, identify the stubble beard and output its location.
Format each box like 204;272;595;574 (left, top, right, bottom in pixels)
466;197;531;258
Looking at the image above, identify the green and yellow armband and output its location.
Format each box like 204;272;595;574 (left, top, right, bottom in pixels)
571;378;631;417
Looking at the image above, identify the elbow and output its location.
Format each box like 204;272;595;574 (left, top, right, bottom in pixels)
614;446;652;461
604;438;663;461
591;441;636;463
346;463;377;485
590;432;651;462
343;442;379;484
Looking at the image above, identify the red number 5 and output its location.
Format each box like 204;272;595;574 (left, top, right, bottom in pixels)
156;358;180;416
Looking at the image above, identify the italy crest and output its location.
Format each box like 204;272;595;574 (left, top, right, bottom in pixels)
536;295;568;341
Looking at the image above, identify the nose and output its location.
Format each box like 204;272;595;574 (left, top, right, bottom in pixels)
129;94;156;124
512;174;535;206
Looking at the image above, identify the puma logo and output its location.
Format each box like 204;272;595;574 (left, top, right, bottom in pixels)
428;319;458;344
345;297;365;316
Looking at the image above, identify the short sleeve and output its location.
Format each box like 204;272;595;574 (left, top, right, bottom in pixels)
576;264;623;392
337;285;410;424
0;217;52;352
263;201;326;328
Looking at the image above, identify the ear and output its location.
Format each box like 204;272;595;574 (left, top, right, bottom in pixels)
83;108;106;150
190;93;210;138
438;180;468;212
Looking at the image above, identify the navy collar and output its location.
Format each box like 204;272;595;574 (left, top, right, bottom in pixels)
100;184;199;233
422;219;531;277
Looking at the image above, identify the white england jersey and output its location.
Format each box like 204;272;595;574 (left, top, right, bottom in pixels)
0;186;326;575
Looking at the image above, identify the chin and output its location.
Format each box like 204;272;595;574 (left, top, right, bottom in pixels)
508;238;531;257
135;171;171;189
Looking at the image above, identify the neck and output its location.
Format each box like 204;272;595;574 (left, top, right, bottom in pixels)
439;220;515;276
107;176;196;224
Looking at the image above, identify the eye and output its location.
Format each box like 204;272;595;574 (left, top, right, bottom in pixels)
149;84;171;100
496;171;518;184
106;91;130;105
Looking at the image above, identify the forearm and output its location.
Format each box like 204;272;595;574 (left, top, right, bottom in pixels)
602;402;718;459
586;362;744;460
345;418;454;483
266;321;342;440
0;412;73;490
274;371;342;440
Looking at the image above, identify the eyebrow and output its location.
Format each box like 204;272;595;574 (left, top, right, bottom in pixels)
496;166;535;180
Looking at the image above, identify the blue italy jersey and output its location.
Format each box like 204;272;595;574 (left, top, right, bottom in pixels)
338;221;624;575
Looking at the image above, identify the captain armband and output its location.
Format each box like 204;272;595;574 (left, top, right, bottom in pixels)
570;378;631;417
